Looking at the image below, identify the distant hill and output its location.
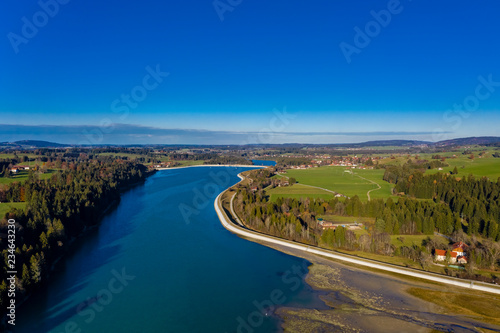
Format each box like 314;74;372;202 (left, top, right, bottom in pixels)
329;137;500;148
0;140;68;148
344;140;431;148
433;136;500;147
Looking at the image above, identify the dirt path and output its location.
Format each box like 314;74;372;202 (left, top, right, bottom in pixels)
277;172;339;196
355;174;381;201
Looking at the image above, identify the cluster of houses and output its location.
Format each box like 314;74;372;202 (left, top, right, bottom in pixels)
434;242;468;264
318;219;363;231
9;165;31;173
289;164;316;170
148;162;174;169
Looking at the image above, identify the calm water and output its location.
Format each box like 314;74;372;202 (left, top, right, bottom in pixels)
16;165;320;333
251;160;276;166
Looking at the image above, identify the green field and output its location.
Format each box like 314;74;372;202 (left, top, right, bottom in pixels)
374;151;500;180
268;184;334;202
270;166;394;201
175;160;206;167
0;153;39;160
317;214;375;223
0;170;56;185
390;234;448;248
0;202;26;217
426;156;500;180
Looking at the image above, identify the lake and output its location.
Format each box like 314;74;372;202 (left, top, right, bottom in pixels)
16;163;499;332
15;165;321;333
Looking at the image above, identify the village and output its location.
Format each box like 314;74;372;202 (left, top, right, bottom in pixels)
434;241;468;265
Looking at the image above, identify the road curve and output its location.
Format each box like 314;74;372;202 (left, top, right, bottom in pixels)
214;182;500;295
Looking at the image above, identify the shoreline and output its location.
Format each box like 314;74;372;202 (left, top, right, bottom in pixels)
214;175;500;295
155;164;267;170
4;175;151;329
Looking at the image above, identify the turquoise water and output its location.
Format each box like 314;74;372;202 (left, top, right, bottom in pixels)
16;165;320;333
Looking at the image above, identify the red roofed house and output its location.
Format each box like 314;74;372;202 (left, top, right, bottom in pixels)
449;251;458;264
457;256;467;264
435;249;447;261
451;242;468;257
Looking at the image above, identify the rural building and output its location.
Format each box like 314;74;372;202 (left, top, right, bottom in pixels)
435;249;447;261
449;251;458;264
318;221;337;230
435;248;467;264
451;242;468;256
457;256;467;264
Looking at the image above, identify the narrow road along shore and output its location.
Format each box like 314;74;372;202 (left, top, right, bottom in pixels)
215;179;500;295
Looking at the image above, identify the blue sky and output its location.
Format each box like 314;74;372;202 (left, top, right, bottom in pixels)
1;0;499;144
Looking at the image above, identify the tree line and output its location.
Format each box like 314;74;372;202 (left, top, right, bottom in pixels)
232;167;500;281
0;160;150;313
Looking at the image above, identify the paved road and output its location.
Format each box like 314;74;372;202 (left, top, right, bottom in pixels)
215;188;500;295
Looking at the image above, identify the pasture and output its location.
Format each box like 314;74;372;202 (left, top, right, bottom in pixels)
0;202;26;217
272;166;394;201
267;184;334;202
0;170;55;185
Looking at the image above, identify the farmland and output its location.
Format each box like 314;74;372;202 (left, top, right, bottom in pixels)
267;183;334;202
0;202;26;217
0;169;56;185
268;166;394;201
376;151;500;180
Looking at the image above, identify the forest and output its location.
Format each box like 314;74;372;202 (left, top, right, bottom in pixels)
232;167;500;281
0;159;149;312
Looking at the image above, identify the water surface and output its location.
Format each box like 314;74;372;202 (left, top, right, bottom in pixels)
16;165;319;333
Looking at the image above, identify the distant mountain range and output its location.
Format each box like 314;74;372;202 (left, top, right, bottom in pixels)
0;137;499;149
431;136;500;147
331;137;500;148
0;140;69;148
334;140;432;148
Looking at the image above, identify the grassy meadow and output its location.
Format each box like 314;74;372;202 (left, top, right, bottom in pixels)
268;183;334;202
0;202;26;217
0;169;55;185
269;166;394;201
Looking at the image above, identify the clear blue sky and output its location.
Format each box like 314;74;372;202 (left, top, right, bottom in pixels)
1;0;499;144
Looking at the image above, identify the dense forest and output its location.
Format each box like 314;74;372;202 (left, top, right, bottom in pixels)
0;160;149;313
384;165;500;238
204;155;252;165
233;167;500;280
